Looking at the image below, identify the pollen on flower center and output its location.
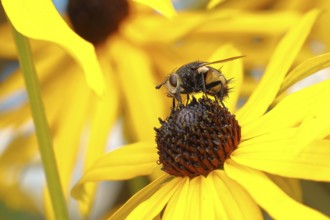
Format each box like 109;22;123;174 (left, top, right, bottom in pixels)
68;0;129;45
155;97;241;178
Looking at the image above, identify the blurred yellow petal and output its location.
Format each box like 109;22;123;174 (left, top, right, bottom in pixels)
207;44;244;112
212;170;263;219
108;37;167;141
232;137;330;181
0;23;17;58
163;177;189;219
236;9;320;126
225;161;329;220
207;0;225;9
110;174;169;220
242;78;330;138
72;142;157;200
1;43;69;99
133;0;176;18
2;0;105;94
126;177;182;220
44;70;91;219
77;51;121;217
279;52;330;94
267;174;302;202
197;11;300;36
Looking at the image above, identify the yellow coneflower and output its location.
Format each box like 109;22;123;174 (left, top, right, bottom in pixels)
72;9;330;219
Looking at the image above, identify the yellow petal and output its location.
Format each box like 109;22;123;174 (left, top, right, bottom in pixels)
0;42;70;101
133;0;176;18
207;0;225;9
225;160;329;219
208;173;231;220
162;177;189;219
0;23;17;59
199;176;216;220
110;174;169;220
212;170;263;220
295;89;330;147
267;174;302;202
242;78;330;138
185;177;201;219
2;0;105;94
126;177;183;219
197;11;300;36
279;52;330;94
72;142;158;200
206;44;244;112
77;51;121;217
44;70;91;219
236;9;320;126
108;37;167;141
232;138;330;181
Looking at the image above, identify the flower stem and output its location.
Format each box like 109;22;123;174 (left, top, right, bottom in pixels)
11;26;69;220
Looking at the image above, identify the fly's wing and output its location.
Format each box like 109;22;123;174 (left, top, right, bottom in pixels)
194;55;245;69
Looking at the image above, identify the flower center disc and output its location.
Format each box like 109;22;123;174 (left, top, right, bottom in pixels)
155;97;241;178
68;0;129;45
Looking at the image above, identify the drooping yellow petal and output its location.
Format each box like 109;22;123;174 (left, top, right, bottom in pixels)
44;68;91;219
225;160;329;219
279;52;330;94
236;9;320;126
76;50;121;217
72;142;158;201
108;37;167;141
212;170;263;220
133;0;176;18
206;44;244;112
232;138;330;182
109;174;169;220
2;0;105;94
162;177;189;220
242;78;330;138
126;177;183;219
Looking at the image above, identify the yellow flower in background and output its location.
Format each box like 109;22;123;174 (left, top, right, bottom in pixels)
72;9;330;219
1;0;176;218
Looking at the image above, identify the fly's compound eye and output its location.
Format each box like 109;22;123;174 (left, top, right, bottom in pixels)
165;73;181;95
169;74;178;87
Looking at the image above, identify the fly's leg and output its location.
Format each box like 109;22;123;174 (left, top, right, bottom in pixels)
200;72;209;98
186;94;190;105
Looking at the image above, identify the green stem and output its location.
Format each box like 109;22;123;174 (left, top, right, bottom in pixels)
11;27;69;220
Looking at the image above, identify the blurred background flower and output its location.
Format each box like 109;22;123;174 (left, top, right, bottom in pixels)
0;0;330;219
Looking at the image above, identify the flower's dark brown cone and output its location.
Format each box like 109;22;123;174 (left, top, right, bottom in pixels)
68;0;129;45
155;97;241;178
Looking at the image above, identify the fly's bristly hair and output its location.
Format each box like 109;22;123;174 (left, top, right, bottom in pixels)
156;55;244;108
